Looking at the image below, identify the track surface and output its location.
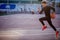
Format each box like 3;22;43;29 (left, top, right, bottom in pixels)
0;14;60;40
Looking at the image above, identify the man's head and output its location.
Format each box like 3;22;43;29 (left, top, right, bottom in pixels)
41;1;47;7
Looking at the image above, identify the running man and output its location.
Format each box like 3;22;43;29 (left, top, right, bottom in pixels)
38;1;59;38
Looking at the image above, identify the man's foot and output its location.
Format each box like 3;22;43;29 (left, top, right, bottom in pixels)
56;31;59;39
42;25;47;31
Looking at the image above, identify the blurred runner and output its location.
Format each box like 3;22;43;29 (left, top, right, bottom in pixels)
38;1;59;38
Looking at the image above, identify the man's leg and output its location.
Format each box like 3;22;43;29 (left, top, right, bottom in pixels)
47;19;59;38
39;17;46;25
47;19;56;31
39;17;47;30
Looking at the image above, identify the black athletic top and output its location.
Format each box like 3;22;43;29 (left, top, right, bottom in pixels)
40;6;55;18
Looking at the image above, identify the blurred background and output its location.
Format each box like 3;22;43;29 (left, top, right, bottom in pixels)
0;0;60;40
0;0;60;15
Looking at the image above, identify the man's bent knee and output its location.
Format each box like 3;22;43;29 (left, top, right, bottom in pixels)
39;18;43;22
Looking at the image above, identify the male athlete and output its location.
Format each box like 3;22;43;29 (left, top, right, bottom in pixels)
38;1;59;38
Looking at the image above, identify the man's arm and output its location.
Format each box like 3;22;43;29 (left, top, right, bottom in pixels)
50;6;55;13
50;6;56;19
38;8;44;14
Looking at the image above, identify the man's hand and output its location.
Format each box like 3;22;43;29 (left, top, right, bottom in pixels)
50;12;56;19
31;10;34;14
38;8;41;13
